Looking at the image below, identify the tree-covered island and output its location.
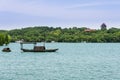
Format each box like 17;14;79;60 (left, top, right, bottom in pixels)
1;23;120;43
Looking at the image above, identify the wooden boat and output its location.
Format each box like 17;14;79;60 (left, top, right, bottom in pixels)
2;48;11;52
21;48;58;52
20;42;58;52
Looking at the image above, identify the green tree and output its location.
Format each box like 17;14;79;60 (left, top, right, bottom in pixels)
0;33;11;46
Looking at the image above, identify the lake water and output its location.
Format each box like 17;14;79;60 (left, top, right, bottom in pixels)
0;43;120;80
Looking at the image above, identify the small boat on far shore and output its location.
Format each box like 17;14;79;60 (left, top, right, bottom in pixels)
20;42;58;52
15;40;23;43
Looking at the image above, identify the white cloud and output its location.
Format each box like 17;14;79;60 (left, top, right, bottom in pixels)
67;1;120;9
0;0;120;29
0;0;119;20
0;0;68;17
0;1;101;17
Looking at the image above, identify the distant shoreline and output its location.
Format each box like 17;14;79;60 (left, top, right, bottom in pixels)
1;26;120;43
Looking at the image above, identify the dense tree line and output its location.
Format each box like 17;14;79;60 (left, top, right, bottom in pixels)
1;26;120;43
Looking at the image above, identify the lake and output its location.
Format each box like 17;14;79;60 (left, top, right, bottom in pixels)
0;43;120;80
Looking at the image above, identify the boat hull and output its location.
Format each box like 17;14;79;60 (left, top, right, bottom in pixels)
2;48;11;52
21;48;58;52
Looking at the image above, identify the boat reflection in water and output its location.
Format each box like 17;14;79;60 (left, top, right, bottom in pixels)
20;42;58;52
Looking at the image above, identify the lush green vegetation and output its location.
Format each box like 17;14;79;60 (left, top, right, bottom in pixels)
1;26;120;43
0;32;11;46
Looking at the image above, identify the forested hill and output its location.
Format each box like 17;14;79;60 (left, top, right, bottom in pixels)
1;26;120;42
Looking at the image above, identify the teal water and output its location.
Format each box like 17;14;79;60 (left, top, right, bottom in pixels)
0;43;120;80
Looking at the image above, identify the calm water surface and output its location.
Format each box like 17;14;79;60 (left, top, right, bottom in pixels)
0;43;120;80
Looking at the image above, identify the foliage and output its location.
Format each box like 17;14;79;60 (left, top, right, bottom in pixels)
0;33;11;46
1;26;120;43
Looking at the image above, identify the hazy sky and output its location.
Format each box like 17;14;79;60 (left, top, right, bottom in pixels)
0;0;120;29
